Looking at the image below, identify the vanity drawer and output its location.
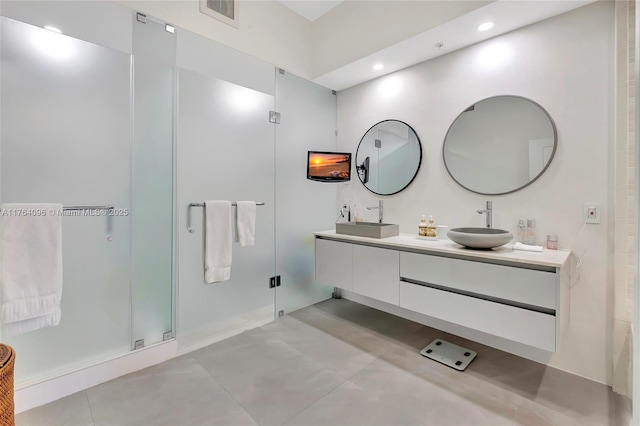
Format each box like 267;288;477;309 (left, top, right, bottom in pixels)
400;252;556;311
399;281;556;351
315;239;352;290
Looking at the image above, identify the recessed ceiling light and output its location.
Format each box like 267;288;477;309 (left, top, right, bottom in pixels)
165;24;175;34
44;25;62;34
477;21;494;32
372;63;384;71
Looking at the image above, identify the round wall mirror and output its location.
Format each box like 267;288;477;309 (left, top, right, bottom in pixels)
355;120;422;196
442;95;557;195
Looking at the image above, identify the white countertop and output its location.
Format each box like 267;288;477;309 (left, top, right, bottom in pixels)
314;231;571;268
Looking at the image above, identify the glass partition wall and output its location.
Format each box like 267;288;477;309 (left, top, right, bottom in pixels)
0;11;337;390
273;70;336;315
0;17;134;383
0;15;176;385
131;16;175;348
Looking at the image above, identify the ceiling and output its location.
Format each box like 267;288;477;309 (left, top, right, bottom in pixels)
279;0;597;91
279;0;344;21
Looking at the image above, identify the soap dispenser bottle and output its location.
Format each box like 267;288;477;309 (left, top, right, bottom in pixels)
426;215;437;238
418;215;428;237
516;219;525;243
526;219;536;245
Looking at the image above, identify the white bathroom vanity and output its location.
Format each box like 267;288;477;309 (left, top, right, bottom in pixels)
315;231;572;353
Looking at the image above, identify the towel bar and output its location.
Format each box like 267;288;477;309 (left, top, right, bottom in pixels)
188;202;265;208
188;202;265;233
63;205;114;211
63;205;115;241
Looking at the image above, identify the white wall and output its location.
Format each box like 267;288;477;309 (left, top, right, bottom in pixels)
118;0;312;79
100;0;490;81
310;0;491;78
337;2;614;385
177;29;275;95
0;1;133;53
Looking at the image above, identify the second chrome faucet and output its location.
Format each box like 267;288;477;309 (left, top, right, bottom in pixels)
477;201;492;228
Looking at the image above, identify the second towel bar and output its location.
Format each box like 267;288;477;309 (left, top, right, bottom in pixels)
63;205;114;211
188;202;265;233
189;202;265;208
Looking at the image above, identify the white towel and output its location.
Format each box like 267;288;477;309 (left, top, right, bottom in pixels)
235;201;256;247
204;200;232;283
513;242;543;252
1;203;63;336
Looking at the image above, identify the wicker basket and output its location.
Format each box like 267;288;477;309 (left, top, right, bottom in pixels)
0;345;15;426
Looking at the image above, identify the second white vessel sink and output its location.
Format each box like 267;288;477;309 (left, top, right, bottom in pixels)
448;227;512;249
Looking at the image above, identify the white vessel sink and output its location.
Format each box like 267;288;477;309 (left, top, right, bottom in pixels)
448;227;512;249
336;222;399;239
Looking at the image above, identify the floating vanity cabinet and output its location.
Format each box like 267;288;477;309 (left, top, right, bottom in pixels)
399;252;557;351
353;245;399;305
315;238;353;290
314;231;570;354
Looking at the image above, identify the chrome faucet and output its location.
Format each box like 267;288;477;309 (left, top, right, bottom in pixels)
477;201;492;228
367;200;384;223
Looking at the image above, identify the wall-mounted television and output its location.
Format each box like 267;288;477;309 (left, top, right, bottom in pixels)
307;151;352;182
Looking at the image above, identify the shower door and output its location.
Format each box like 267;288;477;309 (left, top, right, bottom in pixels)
0;17;132;384
176;68;276;346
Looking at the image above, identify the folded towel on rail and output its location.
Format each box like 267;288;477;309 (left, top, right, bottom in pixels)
1;203;63;335
235;201;256;247
204;200;232;283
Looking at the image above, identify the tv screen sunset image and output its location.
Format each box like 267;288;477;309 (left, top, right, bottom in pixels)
308;153;350;180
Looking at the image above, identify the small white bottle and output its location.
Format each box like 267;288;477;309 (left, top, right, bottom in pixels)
516;219;525;243
526;219;536;245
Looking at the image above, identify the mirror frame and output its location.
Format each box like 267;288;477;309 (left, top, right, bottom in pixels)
442;95;558;196
356;119;423;196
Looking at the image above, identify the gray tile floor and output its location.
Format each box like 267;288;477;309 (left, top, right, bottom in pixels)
17;299;632;426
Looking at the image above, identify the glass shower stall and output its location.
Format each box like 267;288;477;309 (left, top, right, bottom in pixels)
0;7;336;391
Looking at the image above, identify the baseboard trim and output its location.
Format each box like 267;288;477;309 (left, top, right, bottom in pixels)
15;306;275;414
15;339;178;414
177;305;274;355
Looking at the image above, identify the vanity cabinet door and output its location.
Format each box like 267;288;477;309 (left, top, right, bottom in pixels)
353;245;400;305
315;239;353;290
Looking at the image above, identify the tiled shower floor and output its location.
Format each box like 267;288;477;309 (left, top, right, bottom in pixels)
17;299;631;426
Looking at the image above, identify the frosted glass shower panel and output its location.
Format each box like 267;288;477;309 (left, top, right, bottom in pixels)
274;71;336;314
131;17;175;347
0;17;132;384
177;69;275;337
